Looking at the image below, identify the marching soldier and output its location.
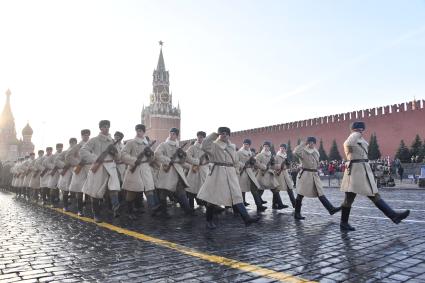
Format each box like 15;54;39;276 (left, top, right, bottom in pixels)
340;122;410;231
17;156;29;198
67;129;91;216
81;120;121;222
22;154;35;200
57;138;78;211
46;143;64;207
121;124;160;219
274;144;296;208
29;150;44;202
154;128;193;217
255;141;287;210
114;131;126;186
40;147;53;204
237;139;267;212
197;127;260;229
185;131;209;209
293;137;341;219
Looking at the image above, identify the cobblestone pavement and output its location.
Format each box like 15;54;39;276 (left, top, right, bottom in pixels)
1;187;425;283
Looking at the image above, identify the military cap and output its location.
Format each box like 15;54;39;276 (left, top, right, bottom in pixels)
263;141;272;147
217;127;231;135
306;137;317;144
243;138;252;145
170;128;180;135
81;129;91;135
351;121;366;130
280;144;287;149
56;143;63;148
196;131;206;138
114;131;124;139
99;120;110;128
69;137;77;144
135;124;146;132
38;150;44;154
29;152;35;156
46;147;53;151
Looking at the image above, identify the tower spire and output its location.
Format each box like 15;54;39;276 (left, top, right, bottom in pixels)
0;89;15;127
157;40;166;71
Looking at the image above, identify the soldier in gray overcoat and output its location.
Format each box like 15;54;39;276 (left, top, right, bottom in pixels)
81;120;121;222
339;122;410;231
57;138;78;211
197;127;260;229
154;128;193;217
185;131;209;209
67;129;91;216
121;124;160;219
293;137;341;220
237;139;267;212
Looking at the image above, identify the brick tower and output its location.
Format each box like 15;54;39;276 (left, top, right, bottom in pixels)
141;42;181;143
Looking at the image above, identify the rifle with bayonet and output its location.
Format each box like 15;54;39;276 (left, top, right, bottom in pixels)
240;156;256;176
261;155;275;176
90;138;121;173
162;142;188;173
130;139;157;173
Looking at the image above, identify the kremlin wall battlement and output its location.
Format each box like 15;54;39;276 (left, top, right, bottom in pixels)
183;100;425;158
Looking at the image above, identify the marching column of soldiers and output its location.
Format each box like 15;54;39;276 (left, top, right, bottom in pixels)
1;120;410;231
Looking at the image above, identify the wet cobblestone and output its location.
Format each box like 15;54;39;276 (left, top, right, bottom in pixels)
1;187;424;282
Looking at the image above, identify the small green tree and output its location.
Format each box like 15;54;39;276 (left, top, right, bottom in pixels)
395;140;411;163
328;139;342;161
368;133;381;160
318;139;328;161
410;135;423;162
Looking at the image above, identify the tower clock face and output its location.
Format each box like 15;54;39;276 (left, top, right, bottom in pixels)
160;92;170;103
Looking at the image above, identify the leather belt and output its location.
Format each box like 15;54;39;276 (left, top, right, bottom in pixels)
298;167;318;179
209;162;234;176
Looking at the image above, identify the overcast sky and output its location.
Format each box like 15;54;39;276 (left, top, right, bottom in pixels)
1;0;424;149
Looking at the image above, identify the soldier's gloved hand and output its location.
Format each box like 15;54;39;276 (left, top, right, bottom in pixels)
144;147;154;157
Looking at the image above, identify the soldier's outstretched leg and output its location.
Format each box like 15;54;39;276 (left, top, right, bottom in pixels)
109;191;120;218
251;186;267;212
76;192;84;217
287;189;296;208
62;191;69;212
145;190;161;216
272;190;288;210
176;187;195;216
125;191;137;220
157;189;171;218
340;192;356;231
187;192;196;209
206;203;216;229
233;203;260;226
92;198;102;223
318;195;341;215
294;194;305;220
369;194;410;224
258;189;267;204
242;192;250;206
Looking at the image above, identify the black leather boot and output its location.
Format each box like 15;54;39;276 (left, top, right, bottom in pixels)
127;200;137;220
146;193;161;216
234;203;260;226
287;189;296;208
374;198;410;224
294;195;305;220
318;195;341;215
92;199;102;223
62;191;69;212
272;192;288;210
252;190;267;212
340;206;355;231
242;192;250;206
206;205;216;229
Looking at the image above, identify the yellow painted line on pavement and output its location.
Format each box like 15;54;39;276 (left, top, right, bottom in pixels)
46;207;315;283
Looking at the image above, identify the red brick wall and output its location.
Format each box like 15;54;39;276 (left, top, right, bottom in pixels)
227;100;425;158
146;116;180;145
